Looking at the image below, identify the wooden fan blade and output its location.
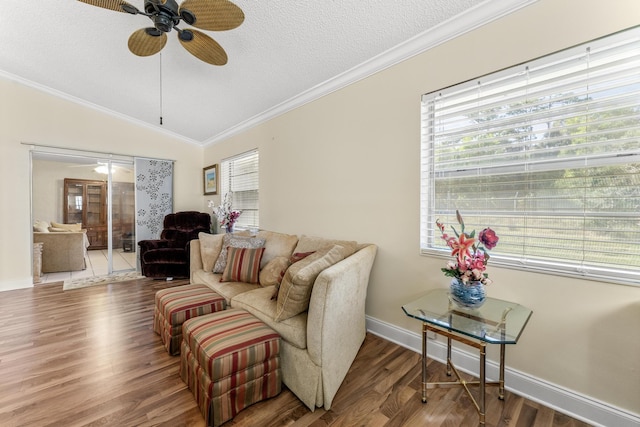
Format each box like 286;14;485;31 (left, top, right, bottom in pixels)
128;28;168;57
77;0;138;13
179;0;244;31
178;29;228;65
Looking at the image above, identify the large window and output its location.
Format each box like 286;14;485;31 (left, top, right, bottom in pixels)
220;149;259;230
420;27;640;285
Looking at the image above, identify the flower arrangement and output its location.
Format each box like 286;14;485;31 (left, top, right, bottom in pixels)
208;192;242;230
436;210;499;285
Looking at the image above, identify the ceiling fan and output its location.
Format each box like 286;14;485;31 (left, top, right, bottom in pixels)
78;0;244;65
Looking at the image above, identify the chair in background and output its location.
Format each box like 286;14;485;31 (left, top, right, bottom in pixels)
138;211;211;278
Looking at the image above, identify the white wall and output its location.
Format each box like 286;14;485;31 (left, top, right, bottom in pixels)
0;78;205;290
202;0;640;420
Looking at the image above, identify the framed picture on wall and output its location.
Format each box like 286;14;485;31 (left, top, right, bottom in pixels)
203;164;218;195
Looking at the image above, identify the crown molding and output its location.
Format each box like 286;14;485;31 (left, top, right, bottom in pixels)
0;70;202;147
204;0;539;146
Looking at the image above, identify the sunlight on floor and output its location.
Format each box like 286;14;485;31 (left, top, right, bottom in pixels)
40;249;137;284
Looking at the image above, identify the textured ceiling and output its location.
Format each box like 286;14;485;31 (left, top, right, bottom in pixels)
0;0;531;145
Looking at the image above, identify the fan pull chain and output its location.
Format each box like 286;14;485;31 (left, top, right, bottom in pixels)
159;53;163;126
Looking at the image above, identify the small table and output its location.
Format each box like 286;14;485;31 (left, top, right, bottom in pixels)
402;289;532;426
121;234;135;252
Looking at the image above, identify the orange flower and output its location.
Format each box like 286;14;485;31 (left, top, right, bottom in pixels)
450;233;476;266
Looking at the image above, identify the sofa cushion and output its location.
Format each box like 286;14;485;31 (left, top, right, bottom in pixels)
50;221;82;232
193;270;262;302
256;230;298;269
198;232;224;272
259;256;290;287
214;234;266;274
221;247;265;284
293;235;358;259
274;245;346;322
231;286;307;349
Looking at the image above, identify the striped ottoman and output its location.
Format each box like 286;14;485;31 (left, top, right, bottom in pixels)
154;284;227;355
180;308;281;427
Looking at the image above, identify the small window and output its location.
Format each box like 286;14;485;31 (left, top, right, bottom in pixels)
420;27;640;285
220;150;259;230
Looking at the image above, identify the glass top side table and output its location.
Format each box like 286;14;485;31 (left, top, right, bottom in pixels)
402;289;532;426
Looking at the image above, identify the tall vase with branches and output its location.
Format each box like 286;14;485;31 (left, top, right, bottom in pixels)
208;192;242;233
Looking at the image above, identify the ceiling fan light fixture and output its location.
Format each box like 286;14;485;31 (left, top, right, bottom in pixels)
180;9;196;25
121;4;138;14
95;165;114;174
178;29;194;42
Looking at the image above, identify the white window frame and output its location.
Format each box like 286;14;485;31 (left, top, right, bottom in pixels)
420;26;640;286
220;149;259;230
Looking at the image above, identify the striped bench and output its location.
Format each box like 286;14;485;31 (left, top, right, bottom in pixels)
180;308;281;427
154;284;227;355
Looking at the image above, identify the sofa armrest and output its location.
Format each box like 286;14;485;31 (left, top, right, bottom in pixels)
190;239;203;282
306;244;377;409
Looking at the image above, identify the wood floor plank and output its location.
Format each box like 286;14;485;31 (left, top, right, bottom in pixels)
0;278;592;427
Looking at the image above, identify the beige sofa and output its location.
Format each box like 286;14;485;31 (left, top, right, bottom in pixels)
33;232;88;273
190;231;377;411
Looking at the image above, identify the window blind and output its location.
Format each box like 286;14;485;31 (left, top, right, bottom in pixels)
220;150;259;229
420;26;640;285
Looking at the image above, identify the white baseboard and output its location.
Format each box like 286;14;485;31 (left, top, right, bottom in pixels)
366;315;640;427
0;277;33;292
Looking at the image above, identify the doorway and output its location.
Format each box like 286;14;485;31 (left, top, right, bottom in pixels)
31;152;136;283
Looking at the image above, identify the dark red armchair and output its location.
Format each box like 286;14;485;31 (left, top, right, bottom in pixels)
138;211;211;278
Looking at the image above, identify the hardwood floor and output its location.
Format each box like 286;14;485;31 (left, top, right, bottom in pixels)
0;278;591;427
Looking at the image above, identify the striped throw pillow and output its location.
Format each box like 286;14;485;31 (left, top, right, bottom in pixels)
220;246;265;284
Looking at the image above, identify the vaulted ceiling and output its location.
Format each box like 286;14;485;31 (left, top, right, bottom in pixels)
0;0;532;145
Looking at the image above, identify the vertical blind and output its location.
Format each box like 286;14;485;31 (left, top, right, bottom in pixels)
220;149;259;229
420;26;640;285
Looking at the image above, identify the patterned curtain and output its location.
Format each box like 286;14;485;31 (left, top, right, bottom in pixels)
134;158;174;245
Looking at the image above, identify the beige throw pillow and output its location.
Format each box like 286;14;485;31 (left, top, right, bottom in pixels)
274;245;346;322
198;232;225;272
259;256;290;287
293;235;358;259
33;220;50;233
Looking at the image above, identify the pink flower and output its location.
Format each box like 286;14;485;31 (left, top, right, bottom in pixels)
450;233;476;266
479;228;499;250
469;257;486;271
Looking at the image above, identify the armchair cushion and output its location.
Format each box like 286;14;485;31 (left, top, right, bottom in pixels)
50;221;82;232
142;247;188;264
33;220;50;232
